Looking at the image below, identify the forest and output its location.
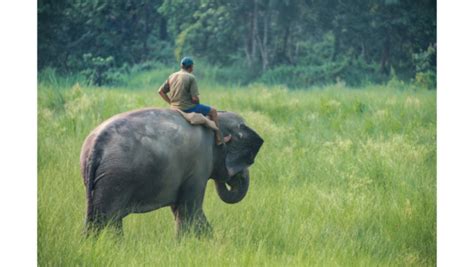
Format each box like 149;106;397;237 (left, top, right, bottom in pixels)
38;0;436;88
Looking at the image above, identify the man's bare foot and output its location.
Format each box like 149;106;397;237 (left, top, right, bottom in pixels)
216;134;232;145
223;134;232;143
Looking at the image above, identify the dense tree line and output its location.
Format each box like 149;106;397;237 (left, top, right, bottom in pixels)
38;0;436;87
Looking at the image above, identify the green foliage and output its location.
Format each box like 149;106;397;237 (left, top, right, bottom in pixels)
80;54;116;86
38;67;87;89
38;0;436;86
413;45;437;90
174;23;201;61
124;62;176;90
296;32;336;66
38;0;171;72
38;70;436;266
387;67;406;90
413;45;436;73
259;64;344;88
415;71;436;90
194;60;260;86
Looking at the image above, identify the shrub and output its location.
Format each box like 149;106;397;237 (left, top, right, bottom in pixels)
258;63;346;88
412;44;436;90
415;71;436;90
80;54;116;86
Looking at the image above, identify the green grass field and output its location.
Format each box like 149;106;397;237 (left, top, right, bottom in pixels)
38;69;436;266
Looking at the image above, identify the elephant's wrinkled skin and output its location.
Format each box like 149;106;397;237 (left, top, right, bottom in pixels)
80;108;263;236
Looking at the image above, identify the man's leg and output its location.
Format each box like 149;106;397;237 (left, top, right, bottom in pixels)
185;104;231;145
208;107;231;145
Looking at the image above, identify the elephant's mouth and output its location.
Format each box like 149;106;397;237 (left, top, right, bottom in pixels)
215;169;249;204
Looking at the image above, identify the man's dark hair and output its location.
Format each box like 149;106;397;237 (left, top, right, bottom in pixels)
181;57;193;69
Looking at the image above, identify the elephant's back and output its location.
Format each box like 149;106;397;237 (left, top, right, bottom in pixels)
81;108;186;165
80;108;212;182
101;108;199;148
83;108;187;148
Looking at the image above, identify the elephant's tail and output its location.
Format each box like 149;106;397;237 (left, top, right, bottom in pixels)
85;159;95;225
84;131;108;228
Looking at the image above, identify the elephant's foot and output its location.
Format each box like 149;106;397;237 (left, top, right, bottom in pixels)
175;220;212;239
171;206;212;239
193;216;213;238
84;210;125;238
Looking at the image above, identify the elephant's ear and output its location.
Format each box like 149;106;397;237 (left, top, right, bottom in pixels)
225;124;264;177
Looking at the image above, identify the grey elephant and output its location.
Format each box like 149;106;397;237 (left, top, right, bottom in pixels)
80;108;263;236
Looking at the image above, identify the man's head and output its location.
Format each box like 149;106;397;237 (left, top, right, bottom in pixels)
180;57;194;72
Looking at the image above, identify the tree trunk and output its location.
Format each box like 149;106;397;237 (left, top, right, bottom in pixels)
380;35;391;74
251;0;258;64
244;0;259;68
282;22;292;64
261;9;269;71
159;17;167;41
142;1;149;61
255;3;270;71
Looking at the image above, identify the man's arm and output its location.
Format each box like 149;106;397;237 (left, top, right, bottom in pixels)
158;80;171;104
159;90;171;104
190;76;200;104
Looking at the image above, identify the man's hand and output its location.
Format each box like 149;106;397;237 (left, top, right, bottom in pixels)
192;96;200;104
159;90;171;105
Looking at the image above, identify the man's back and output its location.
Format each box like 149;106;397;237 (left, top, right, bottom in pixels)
165;70;199;110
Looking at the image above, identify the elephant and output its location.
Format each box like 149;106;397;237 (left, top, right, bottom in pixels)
79;108;264;236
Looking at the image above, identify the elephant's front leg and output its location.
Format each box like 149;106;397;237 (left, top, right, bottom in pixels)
171;181;212;238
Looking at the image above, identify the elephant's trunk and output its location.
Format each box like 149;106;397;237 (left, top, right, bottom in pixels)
215;169;249;204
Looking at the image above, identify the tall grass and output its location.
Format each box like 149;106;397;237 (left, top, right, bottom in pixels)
38;70;436;266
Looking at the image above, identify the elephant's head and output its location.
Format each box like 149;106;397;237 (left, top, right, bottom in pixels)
211;112;264;204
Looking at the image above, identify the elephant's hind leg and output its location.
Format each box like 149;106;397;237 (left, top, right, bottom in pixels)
85;180;130;237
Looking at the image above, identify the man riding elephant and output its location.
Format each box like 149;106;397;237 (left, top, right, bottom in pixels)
158;57;231;145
